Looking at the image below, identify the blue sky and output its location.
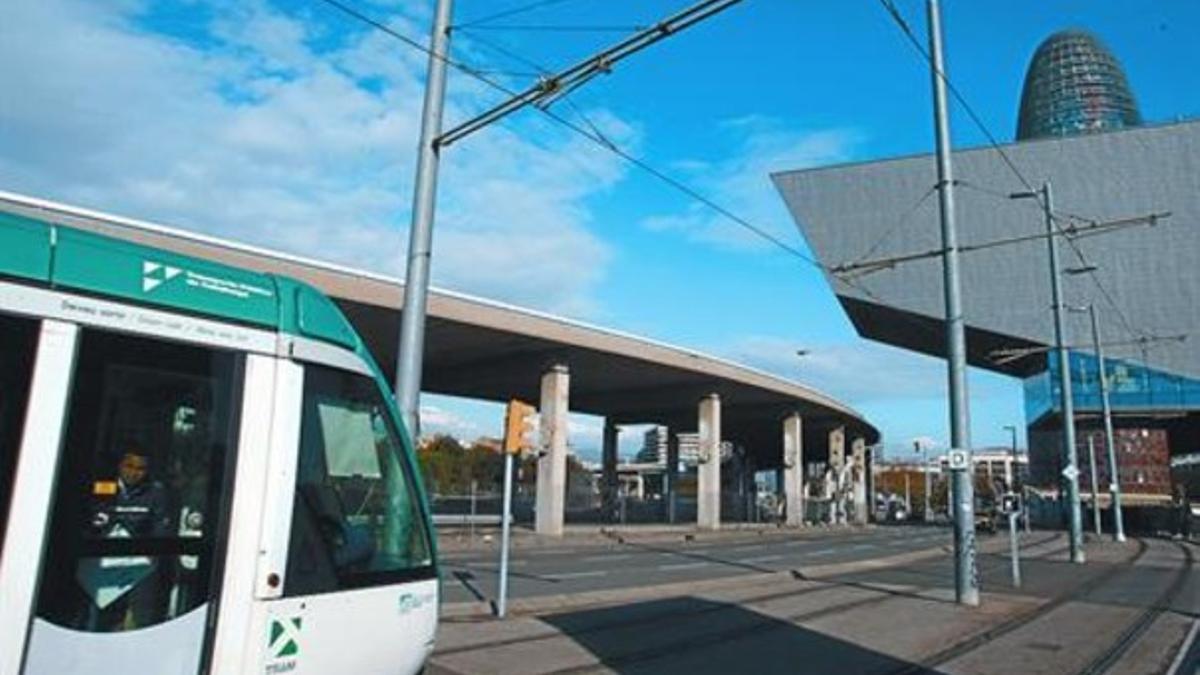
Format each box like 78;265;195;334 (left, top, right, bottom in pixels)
4;0;1198;462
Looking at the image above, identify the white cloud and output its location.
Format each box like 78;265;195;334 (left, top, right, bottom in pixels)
723;335;951;404
0;0;628;316
641;116;861;251
419;404;479;440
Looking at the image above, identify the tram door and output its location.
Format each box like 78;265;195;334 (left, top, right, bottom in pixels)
15;327;245;675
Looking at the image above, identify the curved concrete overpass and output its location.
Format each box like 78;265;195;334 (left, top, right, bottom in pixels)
1;191;879;532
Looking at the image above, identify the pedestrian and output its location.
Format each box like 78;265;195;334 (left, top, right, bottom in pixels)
1174;484;1192;541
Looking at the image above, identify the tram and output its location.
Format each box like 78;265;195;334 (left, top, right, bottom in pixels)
0;201;439;674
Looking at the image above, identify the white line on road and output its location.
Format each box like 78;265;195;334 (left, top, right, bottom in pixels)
806;548;835;557
730;545;765;552
581;554;631;562
658;562;711;572
545;571;608;581
738;555;783;564
849;544;875;551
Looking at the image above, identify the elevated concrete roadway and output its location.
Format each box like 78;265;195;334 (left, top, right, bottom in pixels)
0;191;878;534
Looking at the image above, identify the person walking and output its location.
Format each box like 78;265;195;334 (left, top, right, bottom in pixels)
1174;484;1193;541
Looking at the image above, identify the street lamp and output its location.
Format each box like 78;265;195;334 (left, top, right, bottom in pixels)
1002;425;1018;490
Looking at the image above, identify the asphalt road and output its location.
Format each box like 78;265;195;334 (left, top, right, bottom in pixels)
441;525;958;604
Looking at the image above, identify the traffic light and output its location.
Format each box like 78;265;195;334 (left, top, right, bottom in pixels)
503;399;538;455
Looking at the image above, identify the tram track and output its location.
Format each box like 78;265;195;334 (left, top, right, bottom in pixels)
887;537;1153;675
1075;541;1194;675
434;533;1063;667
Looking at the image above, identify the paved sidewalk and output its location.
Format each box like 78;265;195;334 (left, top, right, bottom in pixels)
429;534;1198;675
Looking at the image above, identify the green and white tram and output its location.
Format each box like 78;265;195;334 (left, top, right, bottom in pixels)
0;207;439;674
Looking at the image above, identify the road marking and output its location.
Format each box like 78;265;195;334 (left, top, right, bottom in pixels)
658;562;711;572
730;545;765;552
806;548;835;557
738;555;783;564
545;571;608;581
581;554;631;562
1167;619;1199;675
850;544;875;551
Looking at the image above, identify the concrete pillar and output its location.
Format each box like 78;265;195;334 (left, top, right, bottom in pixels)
535;364;569;536
828;426;845;525
783;413;805;527
666;430;680;523
601;421;619;523
852;437;868;525
697;394;722;530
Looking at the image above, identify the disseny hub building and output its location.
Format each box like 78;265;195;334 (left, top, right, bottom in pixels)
773;30;1198;505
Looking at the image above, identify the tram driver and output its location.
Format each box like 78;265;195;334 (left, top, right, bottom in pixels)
82;447;174;630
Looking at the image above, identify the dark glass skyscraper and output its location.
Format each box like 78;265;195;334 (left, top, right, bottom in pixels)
1016;30;1141;141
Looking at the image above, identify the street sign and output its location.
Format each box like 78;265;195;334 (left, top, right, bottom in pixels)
1061;465;1080;481
947;449;970;471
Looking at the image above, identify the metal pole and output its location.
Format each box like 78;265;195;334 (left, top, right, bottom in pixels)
927;0;978;606
1088;435;1101;536
1009;511;1022;588
1043;181;1086;563
1090;305;1126;542
1006;426;1018;490
395;0;453;437
924;448;933;523
496;451;515;618
470;479;477;545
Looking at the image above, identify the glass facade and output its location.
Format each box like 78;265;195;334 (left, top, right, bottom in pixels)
1025;351;1200;423
1016;30;1141;141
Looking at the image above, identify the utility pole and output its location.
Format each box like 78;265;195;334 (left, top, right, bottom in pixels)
393;0;742;437
1013;182;1084;563
927;0;978;606
1090;304;1126;542
1087;435;1101;535
395;0;453;437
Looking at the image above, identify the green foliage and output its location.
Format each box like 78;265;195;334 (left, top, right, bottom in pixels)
416;434;505;494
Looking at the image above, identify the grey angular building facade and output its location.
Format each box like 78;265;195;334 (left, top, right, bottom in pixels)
773;29;1196;504
773;119;1200;497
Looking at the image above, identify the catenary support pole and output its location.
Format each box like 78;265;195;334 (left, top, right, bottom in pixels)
1088;435;1101;536
927;0;978;606
1043;181;1086;563
395;0;453;437
1089;305;1126;542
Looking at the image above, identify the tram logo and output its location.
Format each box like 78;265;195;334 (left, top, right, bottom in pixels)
142;261;182;293
265;616;302;673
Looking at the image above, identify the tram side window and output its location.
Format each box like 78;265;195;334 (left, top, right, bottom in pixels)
36;330;242;633
284;365;433;597
0;314;40;548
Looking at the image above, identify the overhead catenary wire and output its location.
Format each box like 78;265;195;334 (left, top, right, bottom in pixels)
455;0;582;29
457;24;647;33
832;210;1170;278
875;0;1152;344
311;0;838;274
306;0;965;370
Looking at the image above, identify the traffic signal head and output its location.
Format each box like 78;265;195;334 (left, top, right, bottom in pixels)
503;399;538;454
